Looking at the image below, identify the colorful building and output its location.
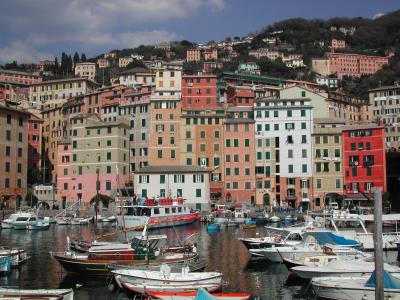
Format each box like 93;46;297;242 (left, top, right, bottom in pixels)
74;62;97;81
182;73;218;109
342;124;386;201
0;103;30;206
28;112;43;184
0;69;42;85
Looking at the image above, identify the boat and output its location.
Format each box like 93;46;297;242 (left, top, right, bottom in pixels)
116;197;199;230
292;259;400;280
108;259;207;273
207;223;221;232
226;221;238;227
10;212;39;230
250;231;362;262
282;215;294;223
0;256;11;274
44;216;57;224
147;287;253;300
113;264;222;293
269;215;280;222
239;226;304;250
27;219;50;230
0;287;74;300
56;216;71;225
102;216;116;223
51;234;198;275
0;248;28;266
1;211;23;229
241;220;256;229
70;217;90;225
254;211;269;225
311;270;400;300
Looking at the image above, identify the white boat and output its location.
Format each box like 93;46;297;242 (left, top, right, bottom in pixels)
0;248;28;266
0;287;74;300
1;212;22;229
102;215;116;222
113;264;222;293
27;219;50;230
11;212;39;230
239;226;304;250
311;271;400;300
71;217;90;225
269;215;280;222
292;259;400;280
117;197;199;230
56;216;71;225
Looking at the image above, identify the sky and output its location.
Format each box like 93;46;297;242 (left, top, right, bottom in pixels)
0;0;399;64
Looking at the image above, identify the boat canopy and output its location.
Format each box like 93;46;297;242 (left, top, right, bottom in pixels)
304;231;360;247
365;270;400;289
195;288;218;300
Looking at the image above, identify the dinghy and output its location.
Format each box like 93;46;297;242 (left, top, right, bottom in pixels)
27;219;50;230
0;256;11;274
0;287;74;300
147;287;253;300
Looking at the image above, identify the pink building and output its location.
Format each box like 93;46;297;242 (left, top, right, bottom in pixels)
28;113;43;184
182;73;218;109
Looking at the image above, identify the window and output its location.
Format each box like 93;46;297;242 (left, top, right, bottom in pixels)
5;146;10;156
233;182;238;189
200;144;206;152
234;168;239;175
160;175;165;184
334;135;340;144
200;131;205;139
301;110;306;116
301;135;307;144
265;124;270;131
187;144;192;152
265;152;270;160
335;162;340;172
315;149;321;158
107;152;111;160
274;111;278;117
244;139;250;147
257;152;262;160
234;139;239;147
6;115;11;124
5;162;10;172
323;136;328;144
301;122;306;129
245;182;251;189
288;165;293;173
6;130;11;141
352;167;357;177
335;179;341;189
335;149;340;157
366;142;371;150
302;149;307;158
226;168;231;175
351;143;356;151
177;189;183;197
316;179;322;189
245;154;250;162
301;91;306;97
323;162;329;172
106;181;111;191
171;150;176;159
107;166;111;174
196;189;201;197
157;150;163;158
193;174;204;183
18;148;22;157
315;136;321;144
63;183;68;190
245;168;250;175
302;164;307;173
366;167;372;176
174;175;185;183
18;132;23;142
288;149;293;158
274;124;279;131
287;110;292;117
225;139;231;147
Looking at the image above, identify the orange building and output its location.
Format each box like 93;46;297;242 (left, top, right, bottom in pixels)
226;85;254;107
186;49;202;62
182;73;218;109
223;107;256;204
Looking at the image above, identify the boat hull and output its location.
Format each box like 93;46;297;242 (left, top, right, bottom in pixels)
147;291;251;300
0;250;28;267
27;223;50;230
0;288;74;300
51;252;199;275
117;215;197;230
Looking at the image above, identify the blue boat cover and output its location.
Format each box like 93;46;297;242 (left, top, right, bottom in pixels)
305;231;359;246
195;288;218;300
365;270;400;289
244;220;256;225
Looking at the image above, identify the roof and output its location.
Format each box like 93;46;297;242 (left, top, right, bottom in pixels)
222;72;284;86
0;103;31;116
368;85;400;92
314;118;346;125
0;69;41;78
224;118;255;124
119;67;149;76
30;77;100;86
342;124;384;131
86;120;130;129
227;106;252;112
136;166;210;174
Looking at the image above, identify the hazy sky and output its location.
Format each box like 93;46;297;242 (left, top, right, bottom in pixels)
0;0;399;63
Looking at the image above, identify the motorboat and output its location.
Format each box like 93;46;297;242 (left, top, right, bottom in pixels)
70;217;90;225
269;215;280;222
113;264;222;293
27;219;50;230
250;231;362;262
241;220;256;229
102;216;116;222
147;287;253;300
117;197;199;230
283;215;294;223
0;256;11;274
51;234;198;275
207;223;221;232
0;248;28;266
1;212;22;229
239;226;304;250
0;288;74;300
10;212;39;230
311;270;400;300
56;216;71;225
292;259;400;280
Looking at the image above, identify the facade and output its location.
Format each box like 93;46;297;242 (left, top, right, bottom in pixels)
223;107;256;204
186;49;202;62
312;118;345;209
238;62;260;75
204;48;218;61
331;39;346;49
181;73;218;109
0;69;42;85
135;166;210;210
119;56;134;68
119;68;155;88
315;76;338;89
28;113;43;184
74;62;97;80
226;86;254;107
311;58;330;76
29;78;100;110
342;124;386;200
0;104;30;206
97;59;110;68
57;115;130;205
0;82;30;104
254;97;313;208
368;84;400;149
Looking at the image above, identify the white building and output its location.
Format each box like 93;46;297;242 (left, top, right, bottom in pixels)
155;66;182;95
135;166;211;211
97;59;110;69
119;56;134;68
315;76;339;89
119;68;155;88
254;97;313;209
74;62;97;80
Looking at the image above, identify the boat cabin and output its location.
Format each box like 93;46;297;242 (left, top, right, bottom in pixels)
119;197;190;217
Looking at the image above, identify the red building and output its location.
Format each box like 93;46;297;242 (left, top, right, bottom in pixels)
28;113;43;183
226;85;254;107
181;74;218;109
342;124;386;198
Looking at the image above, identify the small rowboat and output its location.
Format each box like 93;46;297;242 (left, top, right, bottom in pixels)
147;288;252;300
0;287;74;300
27;220;50;230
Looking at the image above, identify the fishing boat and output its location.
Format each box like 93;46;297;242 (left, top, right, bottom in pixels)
116;197;199;230
10;212;39;230
292;259;400;280
102;216;116;222
70;217;90;225
0;248;28;266
147;287;253;300
56;216;71;225
51;234;198;275
311;270;400;300
207;223;221;232
27;219;50;230
241;220;256;230
282;215;294;223
113;264;222;293
0;287;74;300
0;256;11;274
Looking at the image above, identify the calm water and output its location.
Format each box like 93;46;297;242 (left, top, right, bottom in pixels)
0;222;397;300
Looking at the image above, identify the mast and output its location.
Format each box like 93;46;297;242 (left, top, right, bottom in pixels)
116;165;128;243
373;188;383;300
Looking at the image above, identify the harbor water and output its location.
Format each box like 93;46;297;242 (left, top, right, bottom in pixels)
0;222;398;299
